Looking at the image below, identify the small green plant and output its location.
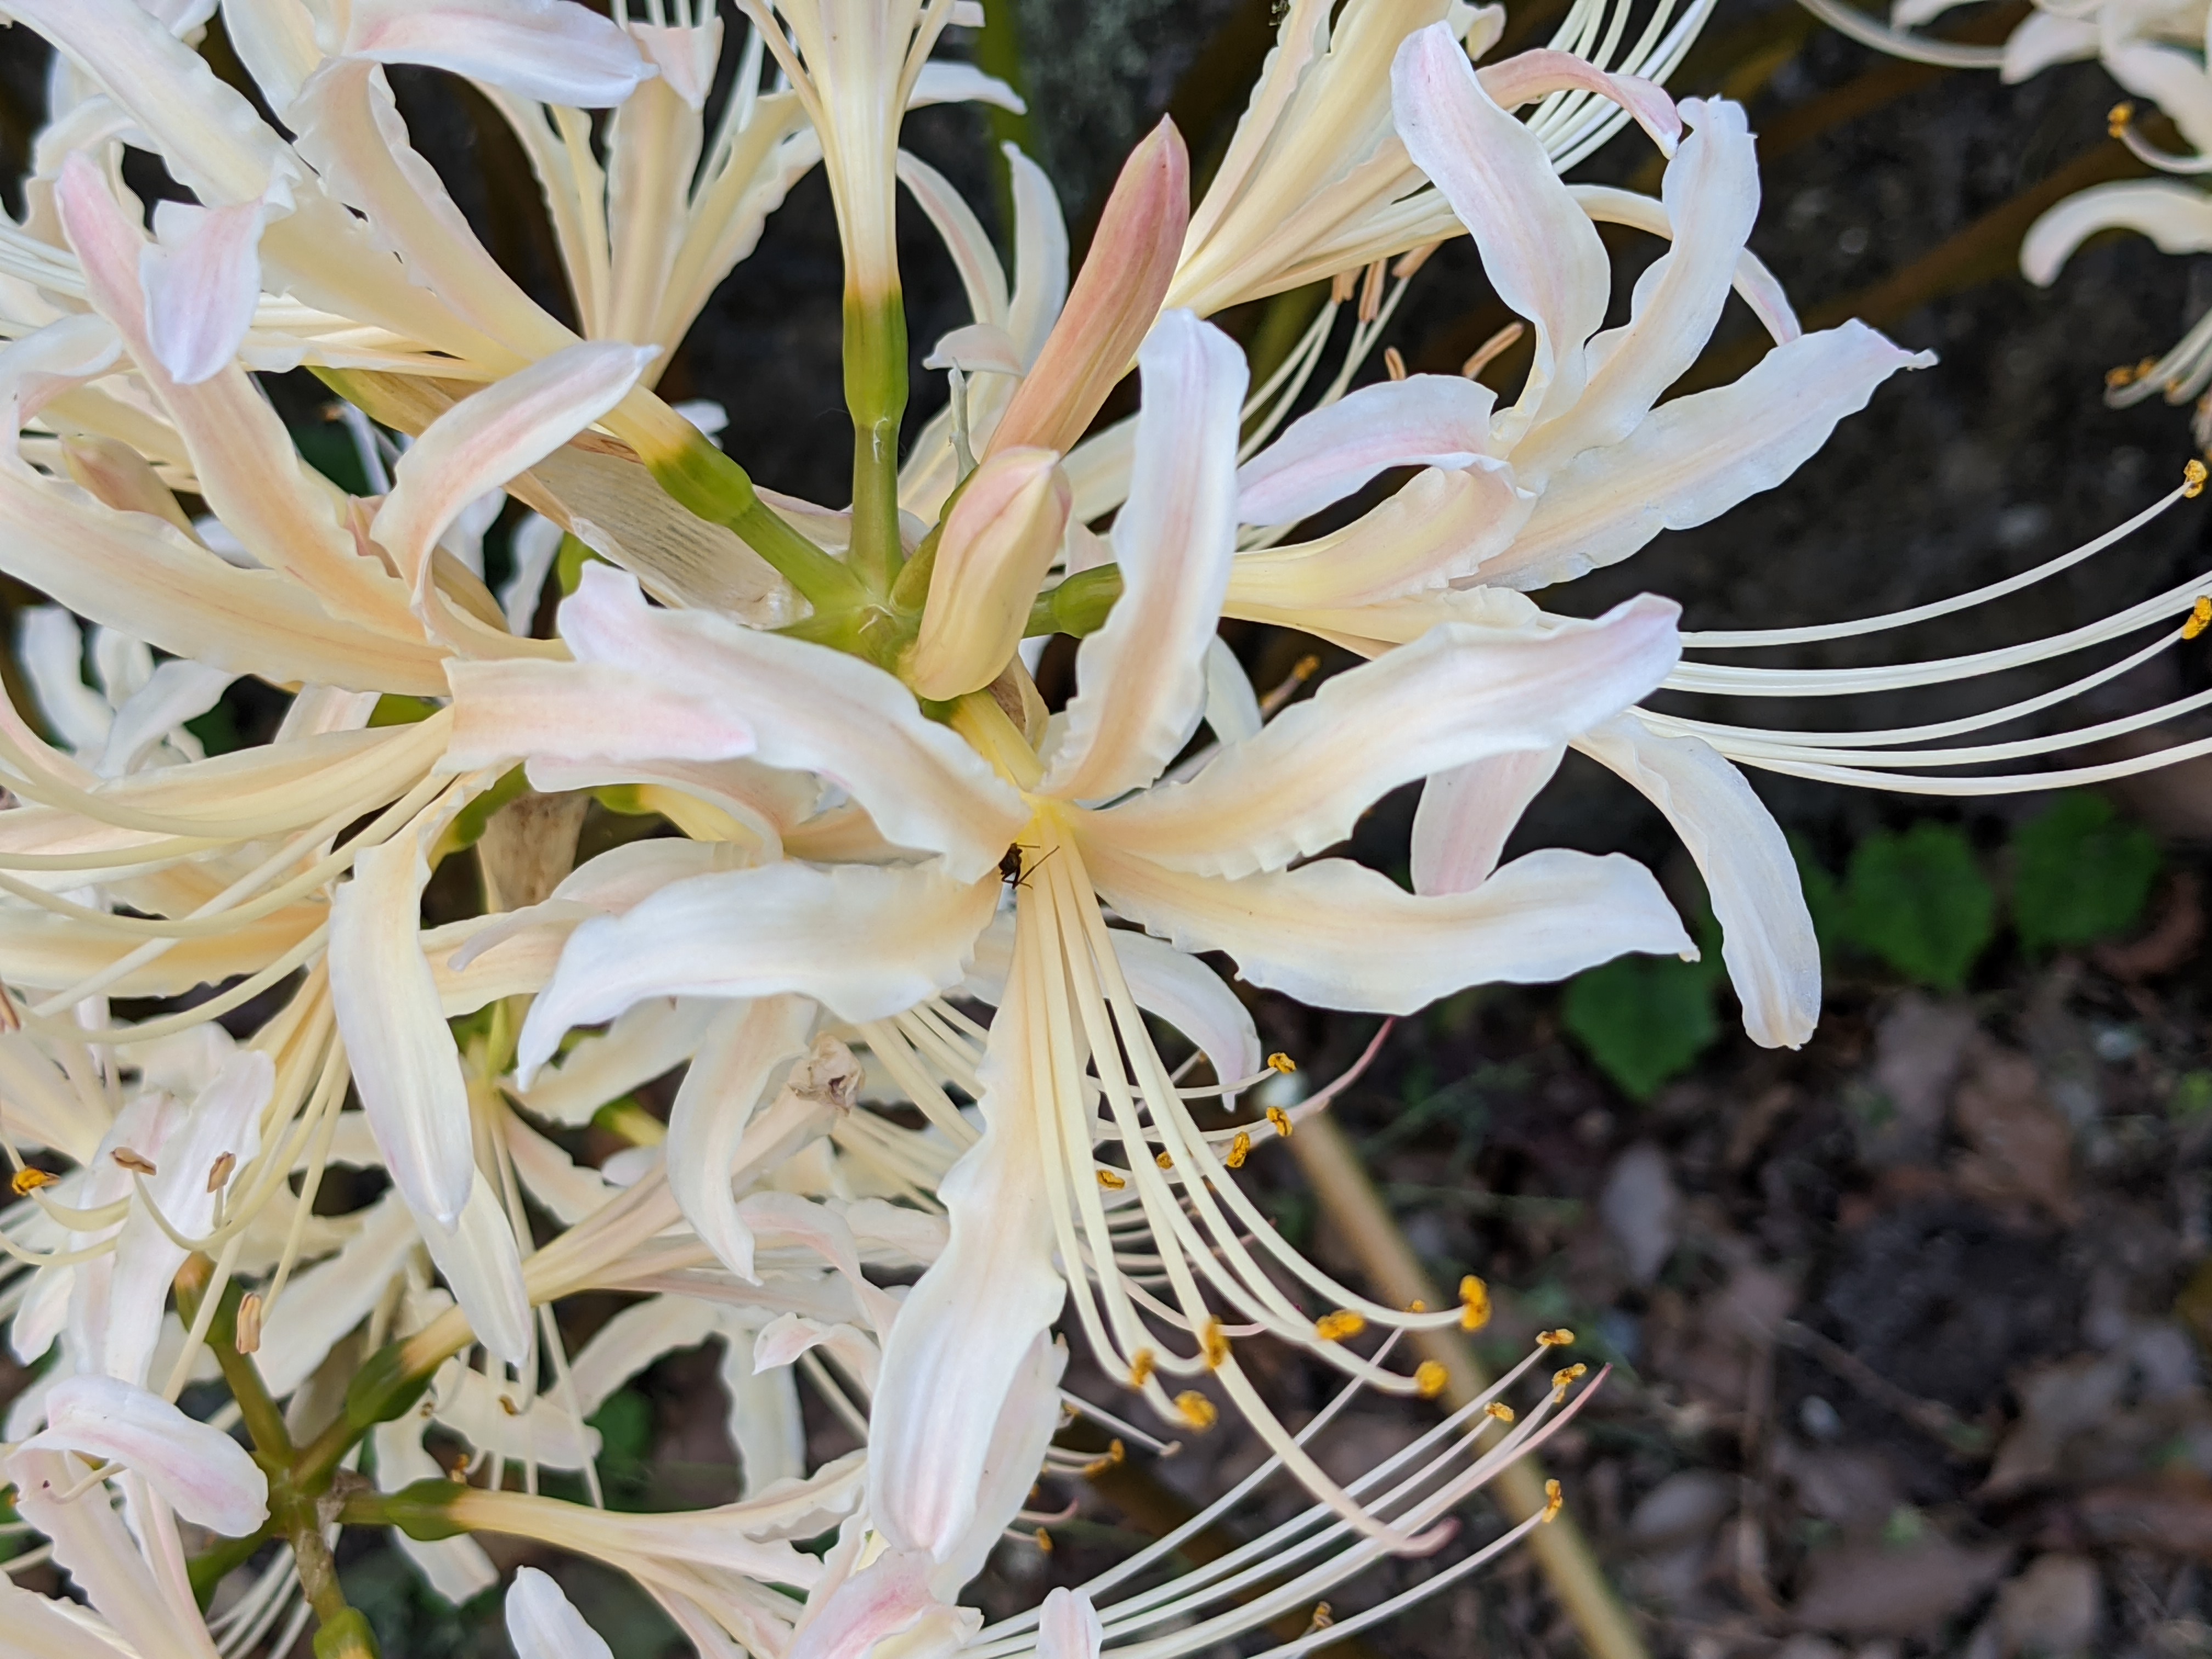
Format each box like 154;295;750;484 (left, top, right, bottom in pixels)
2010;792;2160;956
1561;953;1719;1099
1838;822;1994;990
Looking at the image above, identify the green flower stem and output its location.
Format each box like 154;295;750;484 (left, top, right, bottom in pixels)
644;426;867;613
844;290;910;596
1025;563;1124;639
335;1477;467;1542
173;1255;290;1462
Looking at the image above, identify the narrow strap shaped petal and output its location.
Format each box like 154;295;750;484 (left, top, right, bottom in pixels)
26;1376;268;1538
506;1567;616;1659
1412;744;1566;895
1236;375;1498;527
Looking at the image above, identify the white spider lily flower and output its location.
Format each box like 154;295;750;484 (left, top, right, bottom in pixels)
24;1373;268;1536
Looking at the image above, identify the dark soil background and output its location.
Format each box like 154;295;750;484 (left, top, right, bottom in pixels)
12;2;2212;1655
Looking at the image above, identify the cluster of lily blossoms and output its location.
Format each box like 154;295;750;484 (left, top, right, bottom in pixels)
0;0;2205;1656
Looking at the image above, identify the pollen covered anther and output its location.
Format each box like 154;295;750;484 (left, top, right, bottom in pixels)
1415;1360;1448;1397
2110;100;2135;136
1155;1150;1174;1170
1552;1363;1589;1390
1034;1528;1053;1554
1080;1438;1126;1477
1485;1401;1515;1423
1307;1603;1334;1633
1176;1390;1218;1430
2186;596;2210;640
1542;1479;1565;1522
1266;1052;1296;1075
1129;1348;1156;1388
10;1167;56;1197
1201;1319;1230;1368
1098;1168;1127;1189
1537;1327;1576;1347
2186;459;2208;499
1314;1310;1366;1342
1459;1274;1492;1331
1265;1105;1293;1138
1224;1131;1251;1169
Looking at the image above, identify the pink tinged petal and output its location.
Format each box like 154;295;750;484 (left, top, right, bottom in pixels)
447;658;757;769
421;1170;532;1365
343;0;651;107
1568;184;1802;346
870;965;1068;1562
786;1550;950;1659
331;833;475;1230
2108;41;2212;156
753;1313;881;1391
1411;744;1566;895
1226;460;1534;611
97;661;235;777
924;323;1025;375
910;447;1073;699
138;198;267;385
741;1192;901;1334
666;996;815;1283
1036;1589;1105;1659
28;1376;268;1537
2022;180;2212;285
1483;320;1934;590
990;119;1189;456
547;566;1024;878
1511;98;1760;486
1393;25;1609;436
506;1568;614;1659
1476;49;1681;154
1084;842;1695;1015
1041;311;1247;802
7;1448;224;1659
104;1052;272;1386
0;0;296;205
1235;375;1498;526
253;1193;419;1396
0;1568;140;1659
374;341;657;594
516;861;998;1080
1093;594;1680;879
1573;717;1819;1048
928;1330;1066;1594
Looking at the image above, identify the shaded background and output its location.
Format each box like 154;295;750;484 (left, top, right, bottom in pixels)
9;1;2212;1654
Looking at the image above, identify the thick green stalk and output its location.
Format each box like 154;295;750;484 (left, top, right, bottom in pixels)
1025;563;1124;639
173;1256;290;1462
844;290;910;595
645;428;868;612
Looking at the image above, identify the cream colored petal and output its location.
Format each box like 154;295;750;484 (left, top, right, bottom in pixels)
1237;374;1497;526
253;1190;418;1395
516;861;997;1080
1483;321;1933;590
2002;8;2099;80
421;1170;532;1366
2022;179;2212;284
667;996;815;1284
1040;311;1246;802
1573;716;1819;1048
139;199;267;386
344;0;649;106
546;566;1023;878
1092;595;1679;878
1036;1589;1105;1659
506;1568;615;1659
1085;842;1694;1014
1393;24;1607;436
331;832;475;1230
909;447;1071;699
1410;744;1565;894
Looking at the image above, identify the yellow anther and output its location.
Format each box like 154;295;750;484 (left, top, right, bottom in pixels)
1176;1390;1218;1430
2111;100;2135;136
1224;1132;1251;1169
1415;1360;1448;1398
1265;1105;1293;1138
1266;1052;1296;1075
1542;1479;1564;1522
1408;1299;1427;1313
1551;1363;1589;1390
1537;1328;1576;1348
2187;596;2212;640
10;1167;57;1197
497;1395;520;1417
2188;459;2209;500
1034;1528;1053;1554
206;1152;235;1193
1306;1603;1334;1634
1314;1310;1367;1342
1459;1275;1492;1331
1080;1438;1127;1477
2108;362;2140;389
1129;1348;1155;1388
111;1148;156;1177
235;1293;263;1356
1201;1319;1231;1369
1155;1150;1173;1170
1383;346;1408;381
1485;1401;1516;1424
1098;1168;1126;1189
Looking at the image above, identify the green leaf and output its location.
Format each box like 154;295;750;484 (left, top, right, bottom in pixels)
588;1388;654;1467
1839;822;1993;990
2010;791;2160;956
1561;953;1719;1100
